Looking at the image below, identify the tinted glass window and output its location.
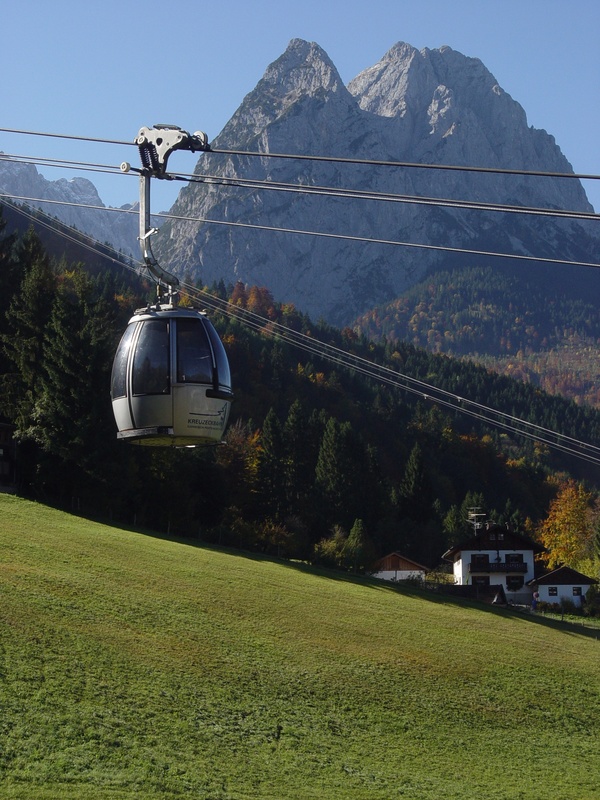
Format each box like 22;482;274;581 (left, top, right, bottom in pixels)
205;319;232;391
176;318;213;384
132;319;170;395
111;323;136;399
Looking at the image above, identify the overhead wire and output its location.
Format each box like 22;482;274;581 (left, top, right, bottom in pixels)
0;152;128;178
3;151;598;224
182;170;600;221
1;125;599;183
210;146;600;183
1;129;600;463
0;196;140;270
2;192;599;272
179;280;600;466
2;188;599;465
0;126;133;148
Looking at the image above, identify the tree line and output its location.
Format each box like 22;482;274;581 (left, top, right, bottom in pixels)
1;210;599;574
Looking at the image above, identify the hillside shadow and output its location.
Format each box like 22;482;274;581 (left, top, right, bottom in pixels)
84;515;600;641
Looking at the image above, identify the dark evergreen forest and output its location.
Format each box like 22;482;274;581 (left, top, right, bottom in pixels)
1;208;599;570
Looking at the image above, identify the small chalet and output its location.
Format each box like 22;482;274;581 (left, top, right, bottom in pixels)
371;552;429;583
442;522;545;604
528;566;598;608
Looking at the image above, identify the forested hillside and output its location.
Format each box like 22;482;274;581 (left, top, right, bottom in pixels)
354;265;600;406
1;209;599;571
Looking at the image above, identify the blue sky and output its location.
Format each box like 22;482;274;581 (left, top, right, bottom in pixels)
2;0;599;212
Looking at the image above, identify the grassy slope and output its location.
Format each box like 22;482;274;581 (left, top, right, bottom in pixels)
1;495;599;800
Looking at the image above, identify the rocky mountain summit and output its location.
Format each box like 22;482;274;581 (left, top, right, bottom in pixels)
2;40;597;327
0;157;138;256
154;39;599;326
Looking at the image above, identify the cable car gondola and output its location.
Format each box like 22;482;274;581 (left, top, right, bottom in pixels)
111;125;232;447
111;303;232;446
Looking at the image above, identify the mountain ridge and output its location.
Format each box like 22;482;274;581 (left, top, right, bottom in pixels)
154;38;599;325
1;39;598;331
0;156;138;256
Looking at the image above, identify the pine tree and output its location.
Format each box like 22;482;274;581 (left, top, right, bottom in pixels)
343;518;370;573
0;209;20;392
314;417;365;533
26;266;121;503
2;228;57;428
282;399;319;515
398;442;433;523
257;408;285;518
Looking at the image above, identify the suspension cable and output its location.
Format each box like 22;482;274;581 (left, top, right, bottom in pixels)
180;281;600;465
1;125;598;183
2;190;599;270
182;171;599;221
210;146;600;183
4;191;598;465
0;152;128;177
4;152;598;222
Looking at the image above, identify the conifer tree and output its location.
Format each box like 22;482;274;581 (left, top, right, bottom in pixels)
0;209;20;388
282;399;319;515
343;518;371;573
2;228;57;428
314;417;365;533
26;266;121;504
257;408;285;518
399;442;433;523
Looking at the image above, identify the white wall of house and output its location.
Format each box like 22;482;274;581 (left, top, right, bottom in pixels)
452;548;536;597
537;584;591;608
373;569;426;582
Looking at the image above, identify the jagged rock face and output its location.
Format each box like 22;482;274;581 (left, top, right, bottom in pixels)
0;158;138;256
3;39;598;326
154;39;598;325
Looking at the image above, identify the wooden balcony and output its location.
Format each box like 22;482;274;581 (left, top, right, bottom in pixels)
469;561;527;574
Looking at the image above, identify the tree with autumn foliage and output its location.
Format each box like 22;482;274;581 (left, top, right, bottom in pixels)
536;480;598;569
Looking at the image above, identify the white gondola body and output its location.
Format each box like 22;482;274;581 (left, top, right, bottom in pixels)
111;306;232;446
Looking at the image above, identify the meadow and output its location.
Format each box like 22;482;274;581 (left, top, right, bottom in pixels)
0;494;599;799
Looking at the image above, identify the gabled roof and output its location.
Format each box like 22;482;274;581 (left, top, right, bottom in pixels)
528;565;598;587
371;552;429;572
443;524;545;561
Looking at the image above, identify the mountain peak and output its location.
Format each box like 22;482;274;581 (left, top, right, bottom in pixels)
262;38;345;97
214;39;353;150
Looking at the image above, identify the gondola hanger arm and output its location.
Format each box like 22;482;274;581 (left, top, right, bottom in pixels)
121;124;211;301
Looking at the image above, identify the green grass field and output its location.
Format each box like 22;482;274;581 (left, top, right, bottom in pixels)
1;494;599;799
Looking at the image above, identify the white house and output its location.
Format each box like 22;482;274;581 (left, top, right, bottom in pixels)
528;566;598;608
371;552;429;583
442;523;545;604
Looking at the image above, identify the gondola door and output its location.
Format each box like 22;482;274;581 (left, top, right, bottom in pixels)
128;317;172;431
171;316;230;445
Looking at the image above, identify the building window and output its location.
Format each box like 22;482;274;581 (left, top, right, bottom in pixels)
573;587;582;596
548;587;558;596
506;576;524;591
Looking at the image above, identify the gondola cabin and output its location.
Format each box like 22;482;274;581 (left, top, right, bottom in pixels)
111;305;232;446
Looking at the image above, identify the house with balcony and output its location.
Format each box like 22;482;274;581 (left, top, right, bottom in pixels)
442;522;546;604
